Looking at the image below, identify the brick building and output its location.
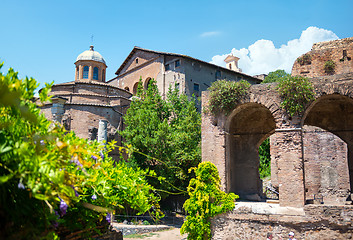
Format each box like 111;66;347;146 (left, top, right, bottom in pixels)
40;46;132;157
108;47;261;103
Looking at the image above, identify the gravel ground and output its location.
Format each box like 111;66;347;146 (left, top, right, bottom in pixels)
124;227;187;240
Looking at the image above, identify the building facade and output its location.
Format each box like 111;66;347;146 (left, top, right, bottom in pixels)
108;47;261;101
39;46;132;157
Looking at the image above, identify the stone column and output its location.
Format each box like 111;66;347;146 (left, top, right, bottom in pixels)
78;65;83;81
89;65;93;81
274;129;305;207
51;97;67;123
98;119;108;144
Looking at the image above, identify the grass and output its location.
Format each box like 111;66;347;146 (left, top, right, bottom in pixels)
125;232;157;239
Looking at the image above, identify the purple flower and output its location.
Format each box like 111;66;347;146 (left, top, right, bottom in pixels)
100;151;104;160
18;182;25;189
91;155;98;161
106;213;111;223
71;159;83;168
91;194;97;200
59;199;68;216
40;140;45;145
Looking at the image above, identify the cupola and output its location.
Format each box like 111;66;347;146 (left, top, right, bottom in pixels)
224;54;241;72
75;46;107;82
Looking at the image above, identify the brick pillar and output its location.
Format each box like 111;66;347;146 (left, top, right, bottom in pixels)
275;130;305;207
89;65;93;80
78;65;83;81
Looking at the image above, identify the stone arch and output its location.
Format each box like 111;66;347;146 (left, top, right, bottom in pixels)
144;77;152;90
132;82;139;95
302;93;353;204
225;102;276;200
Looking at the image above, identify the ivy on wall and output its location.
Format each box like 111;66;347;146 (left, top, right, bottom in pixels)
277;75;315;116
207;80;251;116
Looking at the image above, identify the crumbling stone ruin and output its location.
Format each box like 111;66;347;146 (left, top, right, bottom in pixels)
203;37;353;239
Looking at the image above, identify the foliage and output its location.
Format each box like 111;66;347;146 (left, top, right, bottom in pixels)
207;80;250;116
259;138;271;179
324;60;336;74
180;162;238;240
0;63;160;239
296;53;312;66
262;70;290;84
277;75;315;116
120;79;201;196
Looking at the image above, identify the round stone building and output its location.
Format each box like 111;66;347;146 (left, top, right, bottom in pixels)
39;46;132;156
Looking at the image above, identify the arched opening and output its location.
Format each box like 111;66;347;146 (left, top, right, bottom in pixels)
144;77;152;90
124;87;130;92
83;66;89;79
93;67;99;80
226;103;276;201
302;94;353;205
132;82;139;95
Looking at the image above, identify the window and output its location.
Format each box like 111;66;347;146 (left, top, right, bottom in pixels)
215;70;221;79
165;64;170;71
229;63;232;70
83;66;89;79
194;83;200;92
93;67;99;80
175;59;180;68
102;69;105;81
175;83;180;91
136;58;139;64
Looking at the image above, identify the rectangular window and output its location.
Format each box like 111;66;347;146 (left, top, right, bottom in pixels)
165;64;170;71
194;83;199;92
175;59;180;68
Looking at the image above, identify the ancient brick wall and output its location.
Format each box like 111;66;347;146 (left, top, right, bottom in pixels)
211;203;353;240
292;37;353;78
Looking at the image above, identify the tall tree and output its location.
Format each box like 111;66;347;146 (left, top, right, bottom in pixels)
121;79;201;196
262;69;290;83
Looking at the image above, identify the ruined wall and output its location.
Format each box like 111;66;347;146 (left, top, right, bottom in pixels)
292;37;353;78
211;203;353;240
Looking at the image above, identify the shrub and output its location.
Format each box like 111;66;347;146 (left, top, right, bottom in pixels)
324;60;336;74
180;162;238;240
207;80;250;116
277;75;315;116
297;54;312;65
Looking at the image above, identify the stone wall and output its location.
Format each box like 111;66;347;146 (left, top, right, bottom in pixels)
211;202;353;240
292;37;353;78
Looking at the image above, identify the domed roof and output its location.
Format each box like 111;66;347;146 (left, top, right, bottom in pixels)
76;46;106;65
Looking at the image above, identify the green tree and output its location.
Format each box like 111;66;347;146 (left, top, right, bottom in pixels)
0;63;160;239
120;79;201;196
259;138;271;179
262;69;290;84
181;162;238;240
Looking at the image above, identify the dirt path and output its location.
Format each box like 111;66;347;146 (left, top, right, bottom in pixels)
124;227;187;240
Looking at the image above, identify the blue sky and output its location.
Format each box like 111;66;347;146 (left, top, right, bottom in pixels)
1;0;352;88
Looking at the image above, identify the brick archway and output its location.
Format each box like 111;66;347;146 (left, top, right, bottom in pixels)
225;103;276;200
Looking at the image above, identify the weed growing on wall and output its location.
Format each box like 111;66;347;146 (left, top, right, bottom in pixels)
207;80;250;116
277;75;315;116
324;60;336;74
181;162;238;240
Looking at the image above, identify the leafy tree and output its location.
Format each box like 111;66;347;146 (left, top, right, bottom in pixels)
259;138;271;179
120;79;201;196
0;63;160;239
262;69;290;84
180;162;238;240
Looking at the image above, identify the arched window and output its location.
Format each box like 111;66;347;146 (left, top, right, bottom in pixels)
83;66;89;79
93;67;99;80
124;87;130;92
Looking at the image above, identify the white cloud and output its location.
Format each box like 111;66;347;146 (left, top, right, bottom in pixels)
200;31;221;38
210;26;339;75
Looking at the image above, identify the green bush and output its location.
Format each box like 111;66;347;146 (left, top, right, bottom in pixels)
277;75;315;116
181;162;238;240
259;138;271;179
297;54;312;66
0;63;161;239
324;60;336;74
207;80;250;116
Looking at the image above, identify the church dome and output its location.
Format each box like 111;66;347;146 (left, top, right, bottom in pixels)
76;46;106;65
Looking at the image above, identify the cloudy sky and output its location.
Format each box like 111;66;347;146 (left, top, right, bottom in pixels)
0;0;352;87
